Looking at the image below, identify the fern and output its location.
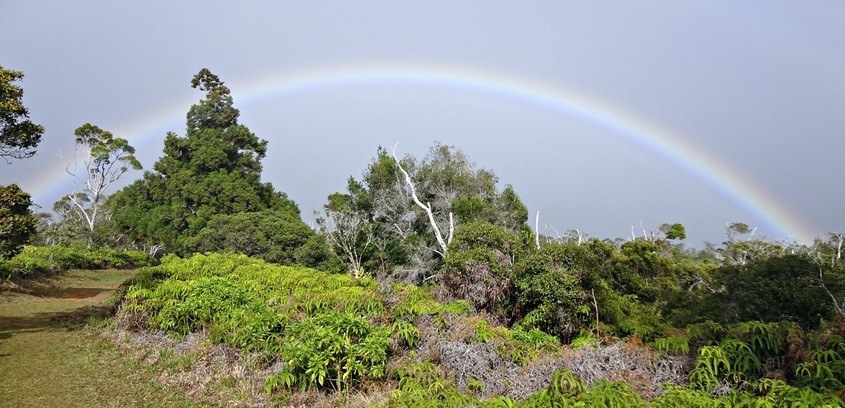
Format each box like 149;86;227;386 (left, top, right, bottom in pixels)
392;321;421;349
582;380;645;408
689;345;731;391
720;338;762;381
731;321;785;360
654;335;690;357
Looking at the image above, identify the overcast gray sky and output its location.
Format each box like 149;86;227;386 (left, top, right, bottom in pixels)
2;1;843;245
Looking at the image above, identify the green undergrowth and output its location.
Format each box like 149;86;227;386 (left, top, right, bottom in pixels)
470;318;560;365
120;253;845;406
385;365;844;408
649;320;845;406
124;253;386;393
0;245;151;279
122;253;562;401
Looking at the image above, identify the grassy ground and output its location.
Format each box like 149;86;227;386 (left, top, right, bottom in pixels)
0;269;196;408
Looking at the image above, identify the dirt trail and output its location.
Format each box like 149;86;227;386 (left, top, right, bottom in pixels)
0;270;194;407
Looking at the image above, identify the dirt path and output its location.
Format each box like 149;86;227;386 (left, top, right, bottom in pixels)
0;270;195;407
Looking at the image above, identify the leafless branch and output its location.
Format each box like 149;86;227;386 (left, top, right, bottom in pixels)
391;142;452;256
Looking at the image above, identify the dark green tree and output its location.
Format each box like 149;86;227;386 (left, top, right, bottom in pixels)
661;223;686;240
0;184;37;258
0;67;44;160
702;254;833;329
185;210;341;271
110;69;300;255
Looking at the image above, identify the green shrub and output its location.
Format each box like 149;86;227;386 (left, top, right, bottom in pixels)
268;312;390;392
470;319;559;365
184;210;341;271
653;335;690;357
519;369;646;408
440;221;523;316
383;360;475;407
126;253;392;394
512;243;593;342
2;245;151;278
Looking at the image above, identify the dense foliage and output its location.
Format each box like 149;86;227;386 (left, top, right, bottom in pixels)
0;66;44;160
0;184;38;259
0;245;150;279
108;69;317;261
125;254;388;392
184;210;342;272
317;145;530;279
701;254;833;329
117;253;845;406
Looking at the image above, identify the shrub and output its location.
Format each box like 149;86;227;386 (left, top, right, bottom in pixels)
511;243;595;342
439;221;522;316
268;312;390;392
383;360;474;407
701;254;834;330
2;245;150;279
185;210;340;271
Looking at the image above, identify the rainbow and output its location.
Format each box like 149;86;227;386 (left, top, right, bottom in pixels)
28;62;816;243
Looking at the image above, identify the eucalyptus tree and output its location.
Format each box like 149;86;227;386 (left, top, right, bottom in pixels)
61;123;141;247
813;233;845;319
0;66;43;160
316;192;375;276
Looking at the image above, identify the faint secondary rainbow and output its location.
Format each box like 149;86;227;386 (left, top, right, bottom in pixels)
30;63;816;243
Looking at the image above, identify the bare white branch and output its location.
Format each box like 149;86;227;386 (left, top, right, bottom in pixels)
391;143;451;256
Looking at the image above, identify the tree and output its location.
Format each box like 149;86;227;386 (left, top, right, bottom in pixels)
321;144;530;280
391;144;454;257
46;193;91;246
702;254;833;329
317;192;375;275
660;223;686;240
185;210;340;271
0;184;37;259
0;67;44;160
110;68;301;254
717;222;783;266
63;123;141;247
390;143;529;258
814;233;845;319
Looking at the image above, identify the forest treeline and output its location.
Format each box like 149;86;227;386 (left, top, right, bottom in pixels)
3;67;845;405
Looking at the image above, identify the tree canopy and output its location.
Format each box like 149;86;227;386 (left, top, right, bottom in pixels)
59;123;141;247
0;184;37;259
0;66;44;160
318;144;530;279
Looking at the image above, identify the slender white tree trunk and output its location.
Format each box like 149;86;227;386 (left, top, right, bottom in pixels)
391;144;453;256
